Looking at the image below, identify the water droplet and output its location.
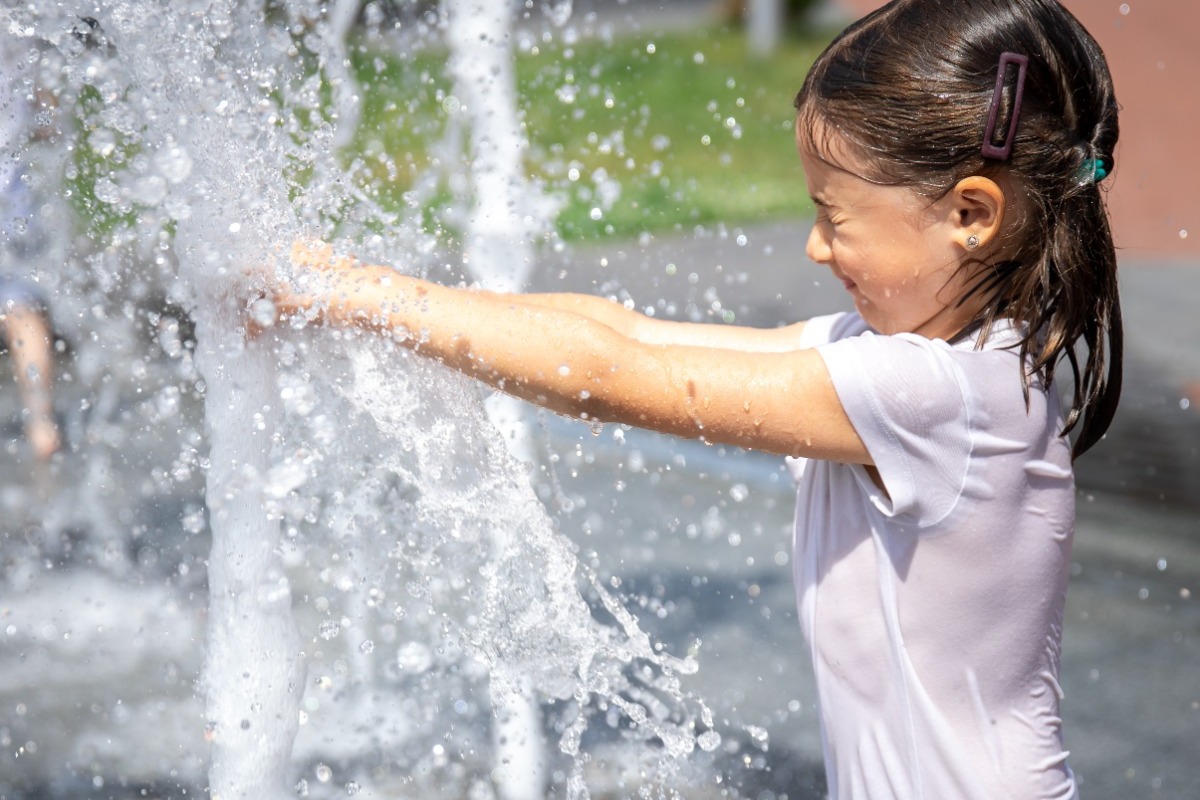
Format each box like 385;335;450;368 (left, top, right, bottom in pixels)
397;641;433;673
746;724;769;750
545;0;573;27
318;620;341;640
315;763;332;783
697;730;721;751
1119;3;1130;15
155;145;193;183
358;639;375;654
250;297;277;329
132;175;168;205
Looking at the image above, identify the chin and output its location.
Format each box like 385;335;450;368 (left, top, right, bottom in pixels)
853;302;885;333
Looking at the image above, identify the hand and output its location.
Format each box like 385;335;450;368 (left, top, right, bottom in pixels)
246;238;371;337
243;239;328;338
27;416;61;462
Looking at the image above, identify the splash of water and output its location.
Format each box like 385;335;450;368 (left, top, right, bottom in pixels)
9;1;713;796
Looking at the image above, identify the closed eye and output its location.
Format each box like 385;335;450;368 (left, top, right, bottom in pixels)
814;206;842;228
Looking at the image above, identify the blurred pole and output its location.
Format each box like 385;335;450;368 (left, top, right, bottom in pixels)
325;0;362;150
444;2;550;799
747;0;783;57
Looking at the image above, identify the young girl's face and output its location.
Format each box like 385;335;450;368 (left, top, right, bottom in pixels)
797;125;977;340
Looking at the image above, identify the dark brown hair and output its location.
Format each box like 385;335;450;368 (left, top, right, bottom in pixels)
794;0;1122;460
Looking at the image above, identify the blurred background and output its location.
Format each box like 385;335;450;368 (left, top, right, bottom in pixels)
0;1;1195;799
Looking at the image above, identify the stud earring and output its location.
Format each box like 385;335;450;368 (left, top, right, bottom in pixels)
966;234;980;250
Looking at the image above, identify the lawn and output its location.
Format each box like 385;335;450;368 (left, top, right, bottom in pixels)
349;24;833;241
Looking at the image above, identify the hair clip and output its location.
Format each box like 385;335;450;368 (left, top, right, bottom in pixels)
981;52;1029;161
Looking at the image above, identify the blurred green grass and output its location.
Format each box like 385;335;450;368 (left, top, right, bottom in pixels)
67;25;833;244
350;25;832;241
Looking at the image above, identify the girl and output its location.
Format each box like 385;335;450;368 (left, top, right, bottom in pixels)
270;0;1120;796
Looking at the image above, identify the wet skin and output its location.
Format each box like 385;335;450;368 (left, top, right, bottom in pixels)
269;128;1006;471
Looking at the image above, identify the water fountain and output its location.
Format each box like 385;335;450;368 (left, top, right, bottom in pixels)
1;1;723;797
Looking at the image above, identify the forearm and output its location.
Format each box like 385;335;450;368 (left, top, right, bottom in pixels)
515;292;809;352
272;246;856;460
3;309;55;417
1;308;60;459
282;263;633;420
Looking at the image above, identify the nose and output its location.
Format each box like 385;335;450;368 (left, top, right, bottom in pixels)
806;222;832;265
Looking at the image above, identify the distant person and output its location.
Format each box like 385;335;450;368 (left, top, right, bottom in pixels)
0;278;59;461
267;1;1119;797
2;31;61;462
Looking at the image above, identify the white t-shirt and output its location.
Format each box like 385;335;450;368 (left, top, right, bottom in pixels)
789;312;1077;800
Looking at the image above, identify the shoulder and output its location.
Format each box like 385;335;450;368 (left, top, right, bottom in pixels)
812;330;1008;524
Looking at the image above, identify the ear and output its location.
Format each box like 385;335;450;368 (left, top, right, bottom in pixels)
947;176;1005;252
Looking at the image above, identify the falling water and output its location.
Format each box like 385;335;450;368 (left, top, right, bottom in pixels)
3;1;712;797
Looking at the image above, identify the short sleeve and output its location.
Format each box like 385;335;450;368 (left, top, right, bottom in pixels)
798;312;869;349
817;331;970;525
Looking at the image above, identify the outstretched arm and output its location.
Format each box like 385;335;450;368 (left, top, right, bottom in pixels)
0;306;60;461
511;292;809;352
272;244;867;464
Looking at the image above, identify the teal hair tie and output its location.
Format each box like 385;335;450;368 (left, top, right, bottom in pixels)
1077;157;1109;185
